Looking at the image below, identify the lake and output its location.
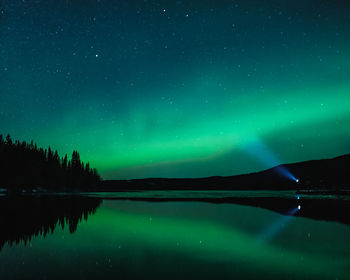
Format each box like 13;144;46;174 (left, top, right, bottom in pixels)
0;191;349;279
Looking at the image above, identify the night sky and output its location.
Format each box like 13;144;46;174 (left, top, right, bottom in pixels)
1;0;350;179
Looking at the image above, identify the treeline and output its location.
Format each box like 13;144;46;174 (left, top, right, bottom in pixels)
0;195;102;251
0;134;100;192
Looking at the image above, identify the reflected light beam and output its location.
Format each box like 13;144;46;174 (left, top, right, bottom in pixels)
257;206;300;242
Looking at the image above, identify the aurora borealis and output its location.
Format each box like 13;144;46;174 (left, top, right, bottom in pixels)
1;0;350;179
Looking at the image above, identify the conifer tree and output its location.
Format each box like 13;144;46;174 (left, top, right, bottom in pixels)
0;134;101;192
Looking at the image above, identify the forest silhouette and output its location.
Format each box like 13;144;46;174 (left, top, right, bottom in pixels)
0;195;102;251
0;134;100;192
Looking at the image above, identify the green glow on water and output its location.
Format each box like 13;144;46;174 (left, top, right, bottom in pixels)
87;203;349;278
1;200;349;279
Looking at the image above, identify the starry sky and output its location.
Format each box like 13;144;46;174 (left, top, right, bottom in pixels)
1;0;350;179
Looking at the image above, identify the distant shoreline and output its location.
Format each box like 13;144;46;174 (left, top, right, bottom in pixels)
1;153;349;193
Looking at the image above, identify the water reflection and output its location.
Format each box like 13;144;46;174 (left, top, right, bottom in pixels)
0;195;102;251
0;195;350;279
86;191;350;225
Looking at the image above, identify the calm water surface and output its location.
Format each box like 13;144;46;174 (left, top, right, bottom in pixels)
0;191;349;279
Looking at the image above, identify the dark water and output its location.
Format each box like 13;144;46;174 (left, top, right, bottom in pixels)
0;192;350;279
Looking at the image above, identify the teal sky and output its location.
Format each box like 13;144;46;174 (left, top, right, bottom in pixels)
1;0;350;179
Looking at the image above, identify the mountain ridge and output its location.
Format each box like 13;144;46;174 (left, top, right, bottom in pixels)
99;153;350;191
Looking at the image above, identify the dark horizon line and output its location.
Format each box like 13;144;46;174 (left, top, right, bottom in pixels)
103;152;350;182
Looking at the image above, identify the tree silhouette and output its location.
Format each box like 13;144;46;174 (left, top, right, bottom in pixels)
0;195;102;251
5;134;12;145
0;134;101;192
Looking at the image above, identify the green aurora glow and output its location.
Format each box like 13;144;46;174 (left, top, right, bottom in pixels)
1;1;350;179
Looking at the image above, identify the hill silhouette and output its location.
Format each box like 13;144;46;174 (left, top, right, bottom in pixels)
100;154;350;191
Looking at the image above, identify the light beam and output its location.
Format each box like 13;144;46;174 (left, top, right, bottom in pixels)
243;137;298;182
